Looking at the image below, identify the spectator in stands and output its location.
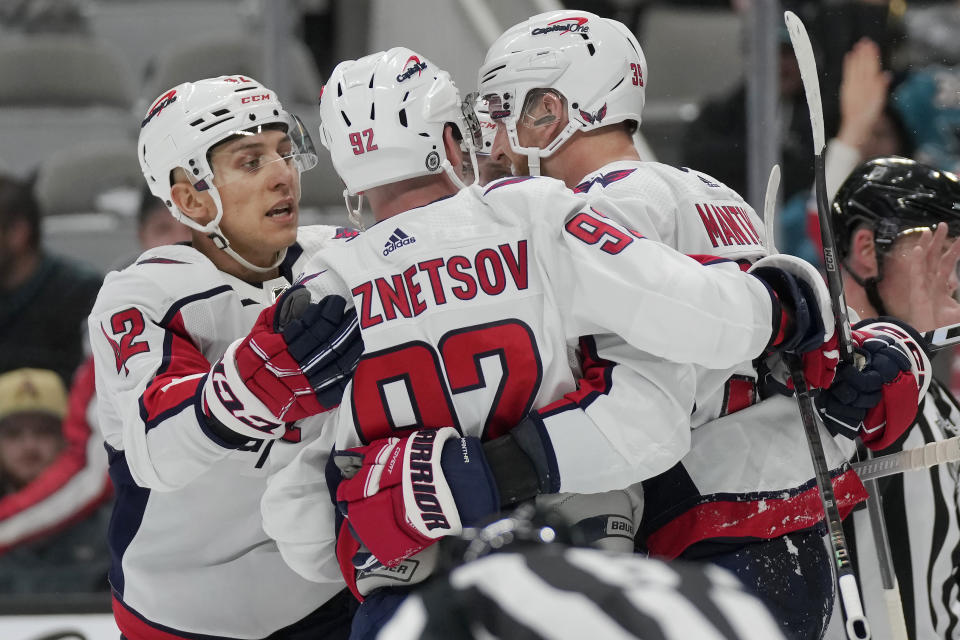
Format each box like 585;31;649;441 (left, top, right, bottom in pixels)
680;25;814;202
681;0;896;203
0;370;65;498
0;175;102;383
137;186;190;251
890;64;960;176
780;38;913;263
0;367;111;594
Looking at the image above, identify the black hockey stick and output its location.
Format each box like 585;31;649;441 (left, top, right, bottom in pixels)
784;11;871;639
923;322;960;353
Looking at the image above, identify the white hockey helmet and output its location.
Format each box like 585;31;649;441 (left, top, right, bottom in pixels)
477;11;647;175
138;75;318;271
317;47;481;225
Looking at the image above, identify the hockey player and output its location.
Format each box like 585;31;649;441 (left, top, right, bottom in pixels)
259;47;920;640
824;157;960;640
478;11;929;639
88;76;364;640
473;99;512;186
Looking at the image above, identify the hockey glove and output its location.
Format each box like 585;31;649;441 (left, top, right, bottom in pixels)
334;427;501;569
749;254;838;389
482;411;561;505
817;319;930;451
202;286;363;441
535;482;643;553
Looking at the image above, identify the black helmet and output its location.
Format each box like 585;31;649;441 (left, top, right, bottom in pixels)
832;156;960;261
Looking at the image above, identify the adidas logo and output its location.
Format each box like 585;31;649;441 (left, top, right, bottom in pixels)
382;228;416;256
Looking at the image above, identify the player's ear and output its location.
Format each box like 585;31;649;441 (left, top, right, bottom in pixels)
170;169;214;225
540;91;568;132
848;227;878;278
442;124;464;176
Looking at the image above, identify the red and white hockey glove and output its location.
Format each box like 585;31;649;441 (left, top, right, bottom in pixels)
816;319;930;450
202;286;363;442
749;254;838;389
334;428;500;569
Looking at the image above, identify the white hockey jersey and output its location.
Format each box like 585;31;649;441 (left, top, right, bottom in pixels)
263;175;789;582
571;161;867;558
88;227;354;639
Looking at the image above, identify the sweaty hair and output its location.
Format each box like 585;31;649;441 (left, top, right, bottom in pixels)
0;175;41;250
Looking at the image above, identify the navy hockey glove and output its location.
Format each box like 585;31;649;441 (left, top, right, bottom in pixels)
482;411;561;505
817;319;930;450
202;286;363;441
334;428;501;569
749;254;838;389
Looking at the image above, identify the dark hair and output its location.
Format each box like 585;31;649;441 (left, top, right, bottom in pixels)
0;175;41;250
137;184;167;227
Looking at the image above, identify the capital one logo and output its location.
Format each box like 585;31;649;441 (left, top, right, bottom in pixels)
141;89;177;128
532;16;589;36
397;56;428;83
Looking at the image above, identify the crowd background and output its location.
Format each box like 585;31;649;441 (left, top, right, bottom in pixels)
1;0;959;621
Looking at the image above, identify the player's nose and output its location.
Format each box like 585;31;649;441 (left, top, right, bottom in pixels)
264;155;296;191
490;124;511;166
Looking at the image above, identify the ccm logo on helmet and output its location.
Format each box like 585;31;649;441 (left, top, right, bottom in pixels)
240;93;272;104
397;56;428;83
532;16;589;35
141;90;177;128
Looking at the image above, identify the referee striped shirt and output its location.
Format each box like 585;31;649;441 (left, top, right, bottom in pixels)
378;545;788;640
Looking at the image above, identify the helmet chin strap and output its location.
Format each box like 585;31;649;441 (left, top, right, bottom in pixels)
344;190;365;231
526;152;542;177
843;258;889;317
441;152;477;191
506;118;578;178
175;184;286;274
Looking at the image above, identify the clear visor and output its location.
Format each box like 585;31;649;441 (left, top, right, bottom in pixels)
465;92;497;155
481;89;560;130
196;113;318;192
459;93;484;151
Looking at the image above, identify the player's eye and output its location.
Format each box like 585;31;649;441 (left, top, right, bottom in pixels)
241;155;264;171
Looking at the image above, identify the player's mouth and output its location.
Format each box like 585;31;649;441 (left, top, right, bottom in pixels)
266;198;296;221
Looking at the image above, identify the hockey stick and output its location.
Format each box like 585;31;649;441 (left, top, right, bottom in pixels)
852;434;960;481
860;446;910;640
763;164;780;255
923;322;960;353
761;164;874;639
784;11;871;639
